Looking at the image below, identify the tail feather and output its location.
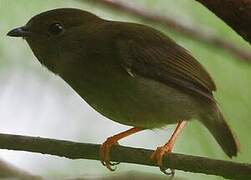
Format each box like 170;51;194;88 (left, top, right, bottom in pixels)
200;104;239;158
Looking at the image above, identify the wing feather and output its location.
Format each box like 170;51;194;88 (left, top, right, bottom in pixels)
115;23;216;100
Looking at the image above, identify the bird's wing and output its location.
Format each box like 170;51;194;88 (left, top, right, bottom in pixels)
115;24;216;101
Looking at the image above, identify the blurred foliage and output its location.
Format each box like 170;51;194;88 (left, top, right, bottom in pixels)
0;0;250;179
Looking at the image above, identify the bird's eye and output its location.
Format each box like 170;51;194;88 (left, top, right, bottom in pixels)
48;23;64;35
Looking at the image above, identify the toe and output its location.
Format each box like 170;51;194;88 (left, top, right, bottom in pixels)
100;139;119;171
151;146;175;176
151;147;165;167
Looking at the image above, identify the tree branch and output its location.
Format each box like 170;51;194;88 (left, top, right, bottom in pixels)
0;133;250;179
82;0;251;63
195;0;251;45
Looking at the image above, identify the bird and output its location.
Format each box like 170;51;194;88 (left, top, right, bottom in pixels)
7;8;239;175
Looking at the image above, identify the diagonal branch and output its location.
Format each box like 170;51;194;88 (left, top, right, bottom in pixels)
0;133;250;179
81;0;251;63
195;0;251;44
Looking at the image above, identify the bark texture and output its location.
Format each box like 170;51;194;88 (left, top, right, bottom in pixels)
196;0;251;44
0;133;250;179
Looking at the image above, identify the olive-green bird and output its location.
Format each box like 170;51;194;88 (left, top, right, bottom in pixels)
7;8;239;174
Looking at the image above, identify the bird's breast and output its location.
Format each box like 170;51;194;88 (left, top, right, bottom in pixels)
62;69;201;129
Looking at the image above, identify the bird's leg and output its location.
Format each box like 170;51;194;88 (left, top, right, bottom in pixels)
151;121;187;175
100;127;143;171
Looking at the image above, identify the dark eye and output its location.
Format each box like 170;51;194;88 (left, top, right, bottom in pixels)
48;23;64;35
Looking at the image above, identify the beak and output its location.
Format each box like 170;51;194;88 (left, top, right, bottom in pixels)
7;26;30;37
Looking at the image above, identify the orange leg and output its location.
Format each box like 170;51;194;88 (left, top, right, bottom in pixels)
100;127;143;171
151;121;187;175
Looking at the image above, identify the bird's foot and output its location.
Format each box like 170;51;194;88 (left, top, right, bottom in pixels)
99;127;143;171
100;137;120;171
151;144;175;176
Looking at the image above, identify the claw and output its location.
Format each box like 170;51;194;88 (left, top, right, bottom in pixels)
100;137;120;171
109;161;120;166
151;121;186;175
160;167;175;176
99;127;143;171
151;144;175;176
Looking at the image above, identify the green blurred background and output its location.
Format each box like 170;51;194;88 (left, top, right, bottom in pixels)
0;0;250;179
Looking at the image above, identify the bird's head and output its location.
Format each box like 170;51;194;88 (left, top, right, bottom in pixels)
7;8;103;73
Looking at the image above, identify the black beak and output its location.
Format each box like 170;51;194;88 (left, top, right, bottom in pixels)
7;26;30;37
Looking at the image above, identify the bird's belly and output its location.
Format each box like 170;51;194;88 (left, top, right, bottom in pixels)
70;76;201;129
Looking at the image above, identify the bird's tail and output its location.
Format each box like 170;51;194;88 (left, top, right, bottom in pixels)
200;103;239;158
